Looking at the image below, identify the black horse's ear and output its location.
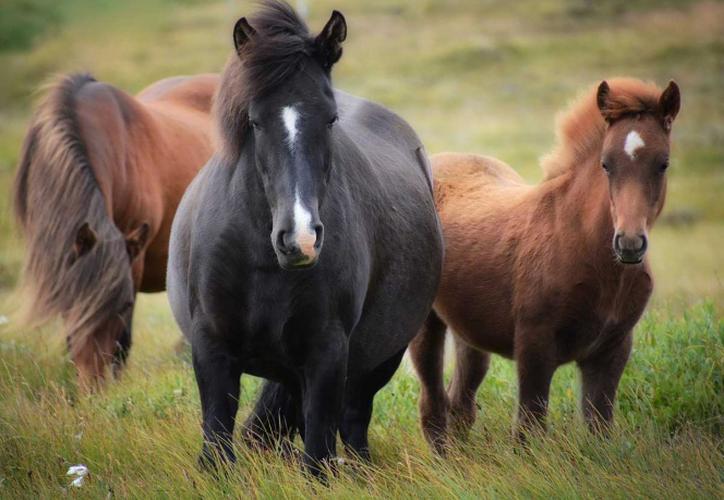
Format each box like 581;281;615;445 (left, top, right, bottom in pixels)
125;222;150;262
233;17;256;54
596;81;612;122
659;80;680;132
73;222;97;259
315;10;347;70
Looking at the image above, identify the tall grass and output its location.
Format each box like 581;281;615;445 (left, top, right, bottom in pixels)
0;298;721;497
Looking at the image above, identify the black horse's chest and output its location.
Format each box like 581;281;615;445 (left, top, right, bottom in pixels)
198;227;363;338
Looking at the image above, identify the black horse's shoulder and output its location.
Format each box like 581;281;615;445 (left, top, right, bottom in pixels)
334;90;422;148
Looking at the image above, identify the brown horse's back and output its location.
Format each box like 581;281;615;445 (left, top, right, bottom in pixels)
129;74;219;290
136;73;219;112
432;153;529;357
73;74;218;292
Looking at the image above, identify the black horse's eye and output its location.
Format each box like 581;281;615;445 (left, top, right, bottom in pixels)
250;119;260;130
659;160;669;172
327;115;338;128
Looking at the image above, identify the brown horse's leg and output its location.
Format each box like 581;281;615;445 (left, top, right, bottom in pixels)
514;339;556;442
409;310;449;454
447;337;489;439
578;332;632;432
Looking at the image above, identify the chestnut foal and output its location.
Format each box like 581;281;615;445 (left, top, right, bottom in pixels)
410;79;680;452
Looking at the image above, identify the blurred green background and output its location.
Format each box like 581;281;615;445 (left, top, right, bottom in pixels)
0;1;721;497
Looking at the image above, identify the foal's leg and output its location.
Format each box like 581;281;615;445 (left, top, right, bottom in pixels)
408;310;449;454
340;347;406;461
578;333;632;432
192;335;242;468
301;329;348;479
241;380;300;455
447;337;490;438
514;332;556;442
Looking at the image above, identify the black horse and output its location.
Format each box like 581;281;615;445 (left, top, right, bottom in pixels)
167;1;443;477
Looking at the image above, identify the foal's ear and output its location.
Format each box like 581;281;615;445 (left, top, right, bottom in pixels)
315;10;347;70
233;17;257;54
596;81;612;122
73;222;97;259
125;222;150;262
659;80;680;132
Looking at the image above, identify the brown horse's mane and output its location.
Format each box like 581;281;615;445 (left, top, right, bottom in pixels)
541;78;664;180
13;73;129;354
214;0;320;164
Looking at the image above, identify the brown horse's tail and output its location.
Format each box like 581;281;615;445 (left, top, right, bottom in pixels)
13;73;130;359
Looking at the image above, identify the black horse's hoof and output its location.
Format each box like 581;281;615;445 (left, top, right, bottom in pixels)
197;445;236;473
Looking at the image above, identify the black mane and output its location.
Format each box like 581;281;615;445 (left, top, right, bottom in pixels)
214;0;325;163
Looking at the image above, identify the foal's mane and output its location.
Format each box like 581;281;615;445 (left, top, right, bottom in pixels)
13;73;129;353
541;78;664;180
214;0;321;164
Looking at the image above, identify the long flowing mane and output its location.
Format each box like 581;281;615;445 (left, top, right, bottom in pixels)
541;78;664;180
13;73;129;354
213;0;320;164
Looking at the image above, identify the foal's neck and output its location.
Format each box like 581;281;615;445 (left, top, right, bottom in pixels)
558;156;619;264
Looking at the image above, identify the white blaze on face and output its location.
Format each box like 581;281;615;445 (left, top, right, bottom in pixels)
293;191;317;257
624;130;645;160
281;105;316;258
282;106;299;151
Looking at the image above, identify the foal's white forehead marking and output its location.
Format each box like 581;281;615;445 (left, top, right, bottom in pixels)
624;130;645;160
293;190;317;256
281;106;299;150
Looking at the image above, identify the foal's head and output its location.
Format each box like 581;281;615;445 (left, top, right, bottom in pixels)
597;80;680;264
228;1;346;270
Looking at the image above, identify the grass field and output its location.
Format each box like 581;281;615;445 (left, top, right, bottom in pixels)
0;0;722;497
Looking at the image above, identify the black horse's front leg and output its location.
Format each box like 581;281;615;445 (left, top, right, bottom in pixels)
192;336;242;469
301;331;348;479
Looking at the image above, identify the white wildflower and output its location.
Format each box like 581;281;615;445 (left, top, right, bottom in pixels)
67;464;89;488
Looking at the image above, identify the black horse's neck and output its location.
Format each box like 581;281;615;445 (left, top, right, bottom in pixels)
230;141;274;231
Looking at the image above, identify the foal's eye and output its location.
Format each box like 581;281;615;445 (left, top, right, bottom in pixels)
327;115;338;128
601;162;610;174
659;161;669;173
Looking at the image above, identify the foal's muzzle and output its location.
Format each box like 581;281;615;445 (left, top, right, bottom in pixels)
613;232;647;264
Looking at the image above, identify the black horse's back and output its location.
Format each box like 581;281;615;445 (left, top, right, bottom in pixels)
166;0;442;477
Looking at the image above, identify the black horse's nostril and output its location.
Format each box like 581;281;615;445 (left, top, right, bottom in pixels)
276;230;296;255
313;224;324;249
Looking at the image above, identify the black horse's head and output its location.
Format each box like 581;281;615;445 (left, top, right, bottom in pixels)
231;2;346;270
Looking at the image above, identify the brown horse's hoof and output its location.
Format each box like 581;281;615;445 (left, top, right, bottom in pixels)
421;422;450;456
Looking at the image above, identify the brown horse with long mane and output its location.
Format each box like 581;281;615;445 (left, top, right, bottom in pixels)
13;72;218;388
410;78;681;452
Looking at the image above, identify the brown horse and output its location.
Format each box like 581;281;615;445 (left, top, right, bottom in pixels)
410;78;681;452
13;72;218;389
